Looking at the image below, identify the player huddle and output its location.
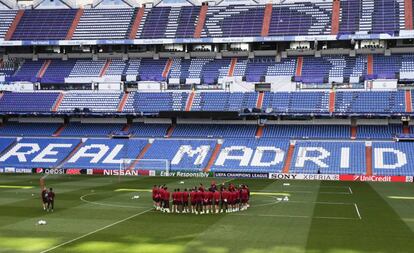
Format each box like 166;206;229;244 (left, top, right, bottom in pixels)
152;182;250;214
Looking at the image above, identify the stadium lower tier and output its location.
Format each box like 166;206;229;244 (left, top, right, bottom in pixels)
0;137;413;176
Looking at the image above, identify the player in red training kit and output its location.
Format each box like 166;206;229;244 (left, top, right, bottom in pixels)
176;189;183;213
182;189;189;213
235;187;241;212
202;189;213;214
190;188;197;213
213;189;221;214
172;189;178;213
152;185;159;209
221;188;229;213
195;189;203;214
240;186;249;211
163;187;171;213
158;186;165;212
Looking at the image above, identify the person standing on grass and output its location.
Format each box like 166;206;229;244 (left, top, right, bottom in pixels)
177;188;183;213
41;187;48;211
47;188;55;212
213;189;220;214
163;187;171;213
221;187;229;213
172;189;177;213
152;185;158;209
190;188;197;213
241;185;249;211
182;188;189;213
159;186;165;212
195;188;203;214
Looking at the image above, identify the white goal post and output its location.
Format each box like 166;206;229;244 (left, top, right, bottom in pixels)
119;159;170;175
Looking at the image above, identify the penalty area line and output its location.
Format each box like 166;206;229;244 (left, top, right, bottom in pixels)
40;208;152;253
354;203;362;220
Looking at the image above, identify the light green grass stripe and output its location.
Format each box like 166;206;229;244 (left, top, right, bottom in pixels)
115;189;152;192
0;185;33;189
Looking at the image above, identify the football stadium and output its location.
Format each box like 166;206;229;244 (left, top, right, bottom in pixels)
1;0;414;252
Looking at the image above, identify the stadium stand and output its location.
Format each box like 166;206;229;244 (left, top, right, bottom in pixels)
0;92;59;113
262;125;350;139
2;1;414;179
372;142;414;176
172;124;257;138
57;92;123;113
72;9;135;40
11;9;77;40
0;122;59;136
210;138;290;173
129;123;170;137
7;60;44;82
0;138;81;168
356;125;403;139
143;139;216;171
268;1;332;36
59;123;123;136
289;141;367;175
0;10;17;39
62;138;148;170
8;54;414;85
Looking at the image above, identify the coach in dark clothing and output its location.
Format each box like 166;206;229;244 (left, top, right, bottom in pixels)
47;188;55;212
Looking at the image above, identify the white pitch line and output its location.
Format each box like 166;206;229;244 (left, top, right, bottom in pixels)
40;207;152;253
230;213;359;220
354;203;362;220
288;200;354;206
80;193;148;209
348;187;353;194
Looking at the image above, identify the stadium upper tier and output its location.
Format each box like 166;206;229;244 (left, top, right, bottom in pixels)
4;54;414;84
0;90;410;116
0;0;412;43
0;136;413;176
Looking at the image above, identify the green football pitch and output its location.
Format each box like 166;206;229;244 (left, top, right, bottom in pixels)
0;174;414;253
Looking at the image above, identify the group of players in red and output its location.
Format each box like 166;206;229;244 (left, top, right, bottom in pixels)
152;182;250;214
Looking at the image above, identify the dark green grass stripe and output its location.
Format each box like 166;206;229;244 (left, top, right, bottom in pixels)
306;181;414;253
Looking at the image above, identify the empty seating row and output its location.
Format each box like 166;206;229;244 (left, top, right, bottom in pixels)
73;8;135;40
58;92;123;113
0;10;17;39
9;55;414;84
136;6;200;39
0;122;405;139
0;91;409;115
0;2;408;41
11;9;77;40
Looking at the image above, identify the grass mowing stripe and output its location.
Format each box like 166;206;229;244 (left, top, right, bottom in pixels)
0;185;33;189
306;181;414;252
40;207;153;253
